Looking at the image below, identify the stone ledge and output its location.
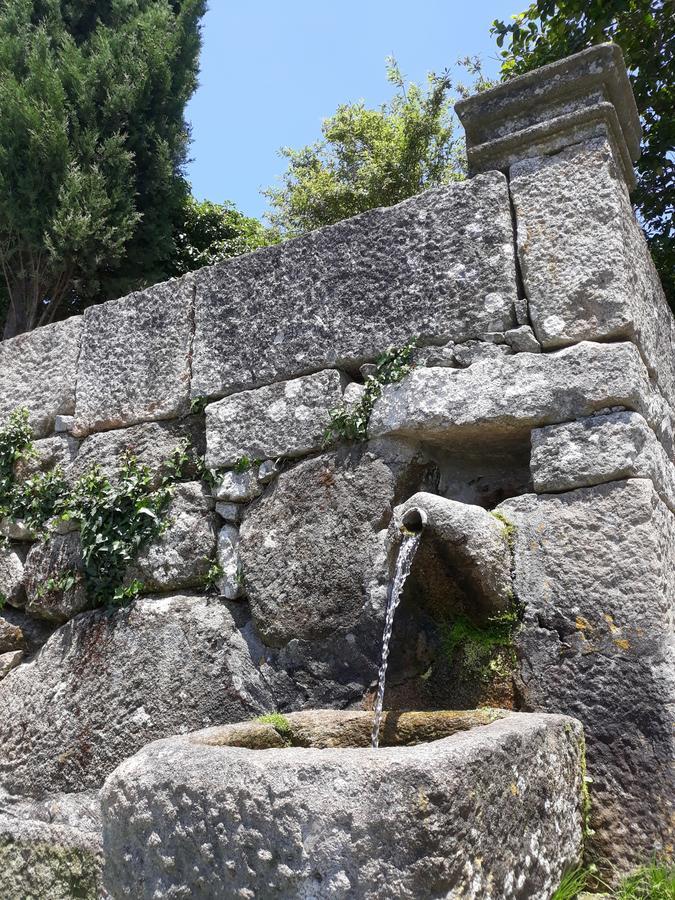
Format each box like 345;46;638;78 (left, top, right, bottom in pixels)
456;43;640;189
531;411;675;513
369;341;669;451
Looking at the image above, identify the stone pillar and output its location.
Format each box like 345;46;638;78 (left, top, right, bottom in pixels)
456;44;675;417
458;46;675;873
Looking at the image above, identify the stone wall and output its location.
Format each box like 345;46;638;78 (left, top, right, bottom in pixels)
0;42;672;892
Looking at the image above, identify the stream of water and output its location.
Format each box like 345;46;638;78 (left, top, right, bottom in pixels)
371;531;422;749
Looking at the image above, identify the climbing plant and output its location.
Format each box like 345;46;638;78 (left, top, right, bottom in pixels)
0;410;204;606
324;339;417;444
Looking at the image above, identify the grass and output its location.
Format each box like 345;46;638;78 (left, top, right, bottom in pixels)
257;713;292;741
552;862;674;900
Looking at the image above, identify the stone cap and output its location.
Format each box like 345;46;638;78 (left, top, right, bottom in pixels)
455;43;641;190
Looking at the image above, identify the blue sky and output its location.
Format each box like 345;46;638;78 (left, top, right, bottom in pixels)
185;1;519;220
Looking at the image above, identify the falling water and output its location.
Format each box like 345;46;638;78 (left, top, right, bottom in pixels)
371;530;422;749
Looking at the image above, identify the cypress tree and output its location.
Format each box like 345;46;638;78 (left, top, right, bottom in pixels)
0;0;206;337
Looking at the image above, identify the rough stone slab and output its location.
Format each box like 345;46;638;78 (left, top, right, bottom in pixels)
369;341;665;449
0;594;273;796
0;650;22;680
510;137;675;410
214;469;263;503
0;317;82;438
192;175;519;399
74;276;194;434
531;411;675;512
498;479;675;869
125;482;217;593
216;525;243;600
0;545;26;607
101;711;584;900
0;617;25;654
0;792;102;900
24;533;88;624
0;607;55;658
68;417;205;486
239;441;432;648
206;370;347;469
456;44;640;189
14;434;79;482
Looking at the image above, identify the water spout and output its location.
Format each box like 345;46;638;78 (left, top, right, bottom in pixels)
371;511;425;749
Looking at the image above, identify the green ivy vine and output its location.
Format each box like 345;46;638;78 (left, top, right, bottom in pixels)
324;339;417;445
0;409;203;607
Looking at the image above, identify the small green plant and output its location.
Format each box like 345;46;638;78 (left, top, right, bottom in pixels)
203;561;223;592
257;713;293;742
551;866;589;900
441;605;522;682
324;339;417;445
490;510;517;549
190;396;209;414
35;571;80;599
68;455;174;607
0;407;35;516
233;455;259;474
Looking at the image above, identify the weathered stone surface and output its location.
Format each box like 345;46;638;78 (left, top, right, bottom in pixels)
54;415;75;434
74;277;194;434
101;711;584;900
206;370;347;468
0;607;55;658
531;411;675;512
504;325;541;353
0;792;102;900
214;469;263;502
24;533;88;624
396;492;513;612
498;479;675;869
0;545;26;607
239;441;431;648
14;434;78;482
0;519;34;541
192;175;519;399
0;650;22;680
215;501;241;524
0;317;82;439
125;482;217;593
0;617;24;654
0;594;273;796
510;137;675;410
216;525;243;600
370;341;665;449
452;340;512;367
69;417;205;486
456;44;640;189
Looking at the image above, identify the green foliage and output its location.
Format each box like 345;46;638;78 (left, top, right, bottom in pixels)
325;340;417;445
257;713;292;741
490;510;517;549
0;408;33;507
67;456;173;606
614;863;675;899
0;407;206;607
203;560;223;592
551;866;590;900
264;58;478;235
190;396;209;415
233;455;258;474
169;197;278;277
491;1;675;308
0;0;207;336
441;607;522;681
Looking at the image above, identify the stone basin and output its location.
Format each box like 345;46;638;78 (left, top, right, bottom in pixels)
101;709;585;900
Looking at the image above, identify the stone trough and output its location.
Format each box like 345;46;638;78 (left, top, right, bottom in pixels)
101;709;585;900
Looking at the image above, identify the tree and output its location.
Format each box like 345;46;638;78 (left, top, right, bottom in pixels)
492;1;675;307
169;198;278;276
0;0;206;338
264;59;486;236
